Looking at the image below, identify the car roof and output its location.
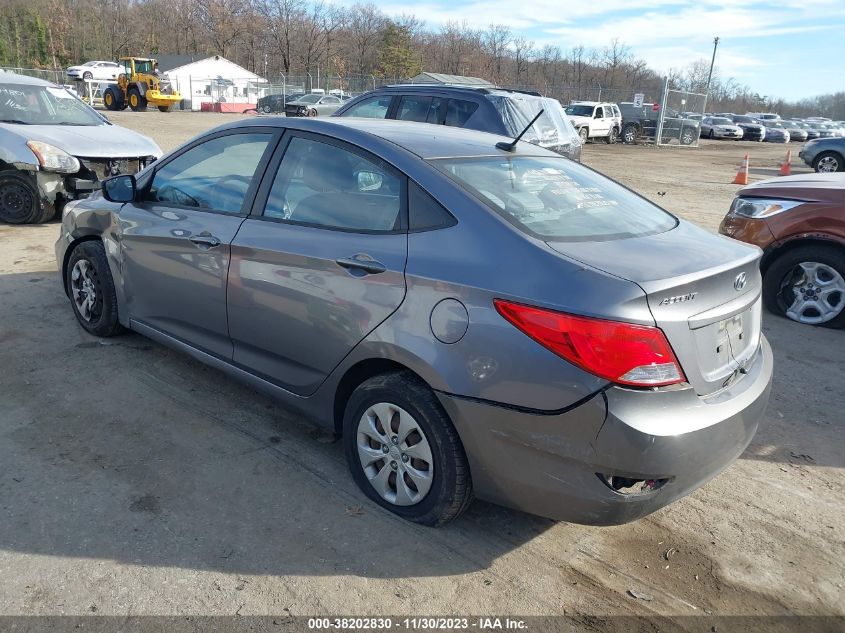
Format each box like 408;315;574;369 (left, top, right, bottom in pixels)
224;117;555;160
374;83;542;98
0;71;55;87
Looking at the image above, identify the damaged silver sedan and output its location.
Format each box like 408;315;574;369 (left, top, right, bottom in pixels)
0;72;161;224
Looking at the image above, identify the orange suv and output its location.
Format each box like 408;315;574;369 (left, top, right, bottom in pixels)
720;174;845;328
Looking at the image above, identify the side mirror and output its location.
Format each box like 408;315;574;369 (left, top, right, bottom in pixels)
102;174;136;203
356;170;383;192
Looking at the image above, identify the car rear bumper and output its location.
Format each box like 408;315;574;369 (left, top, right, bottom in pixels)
437;335;772;525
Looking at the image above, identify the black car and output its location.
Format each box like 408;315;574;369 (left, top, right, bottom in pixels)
256;92;306;114
333;84;582;161
618;102;700;145
730;115;767;141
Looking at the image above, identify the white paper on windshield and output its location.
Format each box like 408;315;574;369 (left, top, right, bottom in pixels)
46;87;75;100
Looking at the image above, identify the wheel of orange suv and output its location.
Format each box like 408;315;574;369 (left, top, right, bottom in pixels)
66;241;125;337
763;245;845;328
343;371;473;526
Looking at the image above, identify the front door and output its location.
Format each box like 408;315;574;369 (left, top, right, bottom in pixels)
227;132;408;395
118;130;277;357
592;106;610;136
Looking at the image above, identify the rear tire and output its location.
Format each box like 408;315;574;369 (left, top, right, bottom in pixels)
157;105;171;113
681;128;697;145
813;151;843;173
0;170;43;224
103;88;121;111
763;245;845;328
66;241;125;337
343;371;473;526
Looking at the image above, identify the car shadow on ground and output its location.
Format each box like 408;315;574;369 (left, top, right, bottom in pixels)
0;271;555;579
0;271;841;581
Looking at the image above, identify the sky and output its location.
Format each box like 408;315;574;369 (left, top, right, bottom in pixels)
354;0;845;101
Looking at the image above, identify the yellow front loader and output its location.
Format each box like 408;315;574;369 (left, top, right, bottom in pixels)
103;57;182;112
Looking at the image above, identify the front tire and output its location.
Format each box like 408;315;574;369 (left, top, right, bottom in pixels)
343;372;472;526
157;105;172;113
128;88;147;112
681;128;697;145
66;241;125;337
307;108;318;117
813;151;843;173
0;170;44;224
261;104;272;114
578;127;589;144
763;245;845;328
622;123;638;144
605;127;618;144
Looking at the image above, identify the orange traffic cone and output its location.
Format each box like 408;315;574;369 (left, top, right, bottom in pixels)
779;149;792;176
733;154;749;185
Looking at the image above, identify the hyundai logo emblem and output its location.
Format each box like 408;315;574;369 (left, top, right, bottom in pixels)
734;272;747;291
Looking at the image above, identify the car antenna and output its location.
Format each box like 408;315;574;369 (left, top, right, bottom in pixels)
496;109;544;152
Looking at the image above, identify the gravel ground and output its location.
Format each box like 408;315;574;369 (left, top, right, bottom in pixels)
0;111;842;628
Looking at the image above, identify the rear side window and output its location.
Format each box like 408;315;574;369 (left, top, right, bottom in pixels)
445;99;479;127
433;156;676;242
397;95;442;123
341;95;392;119
409;182;456;231
263;136;403;232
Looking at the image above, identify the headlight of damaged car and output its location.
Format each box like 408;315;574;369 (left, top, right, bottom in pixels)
731;197;803;218
26;141;81;174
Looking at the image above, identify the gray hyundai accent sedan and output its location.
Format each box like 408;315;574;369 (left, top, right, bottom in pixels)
56;118;773;526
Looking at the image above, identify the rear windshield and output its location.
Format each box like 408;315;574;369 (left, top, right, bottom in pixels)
712;117;732;125
486;95;580;149
433;156;677;242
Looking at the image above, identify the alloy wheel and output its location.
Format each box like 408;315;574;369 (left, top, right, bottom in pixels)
70;259;103;323
780;261;845;324
817;155;840;172
356;402;434;506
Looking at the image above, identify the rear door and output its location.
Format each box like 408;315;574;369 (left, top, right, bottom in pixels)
118;128;278;357
227;131;408;395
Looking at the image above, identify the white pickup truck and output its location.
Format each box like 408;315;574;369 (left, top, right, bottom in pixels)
565;101;623;144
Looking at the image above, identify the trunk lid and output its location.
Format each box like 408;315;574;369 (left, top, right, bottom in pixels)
546;221;763;395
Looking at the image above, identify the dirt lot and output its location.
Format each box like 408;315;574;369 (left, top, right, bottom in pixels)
0;111;843;628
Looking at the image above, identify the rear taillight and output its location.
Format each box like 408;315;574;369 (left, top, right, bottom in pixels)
494;299;685;387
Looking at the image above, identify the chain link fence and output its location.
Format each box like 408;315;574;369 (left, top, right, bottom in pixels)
656;84;707;148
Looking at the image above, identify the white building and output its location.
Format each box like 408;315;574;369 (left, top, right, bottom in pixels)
162;55;268;112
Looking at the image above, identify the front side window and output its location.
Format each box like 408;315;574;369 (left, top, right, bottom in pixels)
263;136;402;232
434;156;676;242
342;95;392;119
146;133;272;214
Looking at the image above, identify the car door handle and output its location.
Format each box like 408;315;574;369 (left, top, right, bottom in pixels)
189;234;222;248
335;257;387;275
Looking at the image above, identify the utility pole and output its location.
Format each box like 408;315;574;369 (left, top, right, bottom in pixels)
705;36;719;94
703;36;719;113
